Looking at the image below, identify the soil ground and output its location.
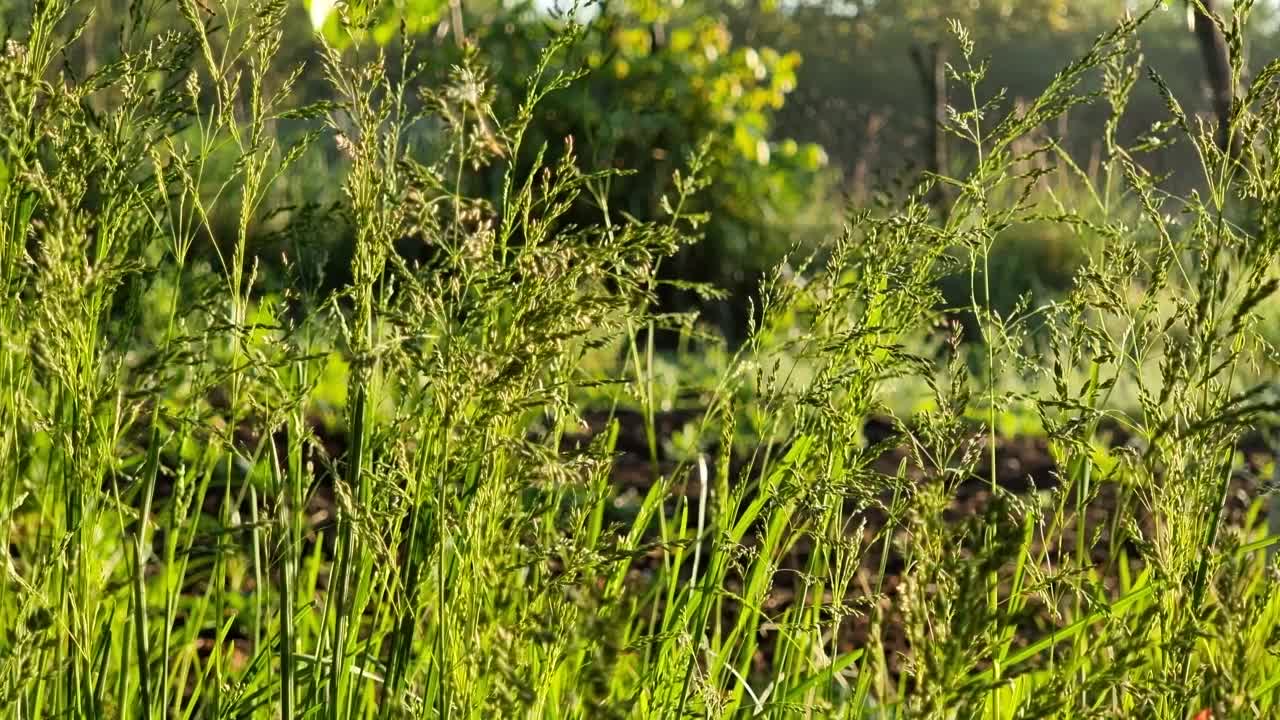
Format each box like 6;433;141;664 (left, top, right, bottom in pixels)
573;408;1276;680
111;405;1278;687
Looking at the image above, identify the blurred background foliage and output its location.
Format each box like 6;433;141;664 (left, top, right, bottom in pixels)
407;0;840;338
1;0;1275;341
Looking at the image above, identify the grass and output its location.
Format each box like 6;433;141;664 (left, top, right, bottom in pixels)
3;1;1280;718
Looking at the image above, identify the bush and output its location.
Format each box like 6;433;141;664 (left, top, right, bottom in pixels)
398;1;840;340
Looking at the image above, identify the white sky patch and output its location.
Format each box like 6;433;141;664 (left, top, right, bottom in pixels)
310;0;337;31
531;0;602;23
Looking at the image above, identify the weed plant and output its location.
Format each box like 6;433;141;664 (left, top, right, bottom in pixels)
3;1;1280;718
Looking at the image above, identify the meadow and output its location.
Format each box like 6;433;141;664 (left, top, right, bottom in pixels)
3;1;1280;718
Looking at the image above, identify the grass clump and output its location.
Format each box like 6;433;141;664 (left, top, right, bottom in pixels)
2;2;1280;718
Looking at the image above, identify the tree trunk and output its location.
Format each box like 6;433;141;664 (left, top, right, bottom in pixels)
1191;0;1237;155
911;42;949;208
